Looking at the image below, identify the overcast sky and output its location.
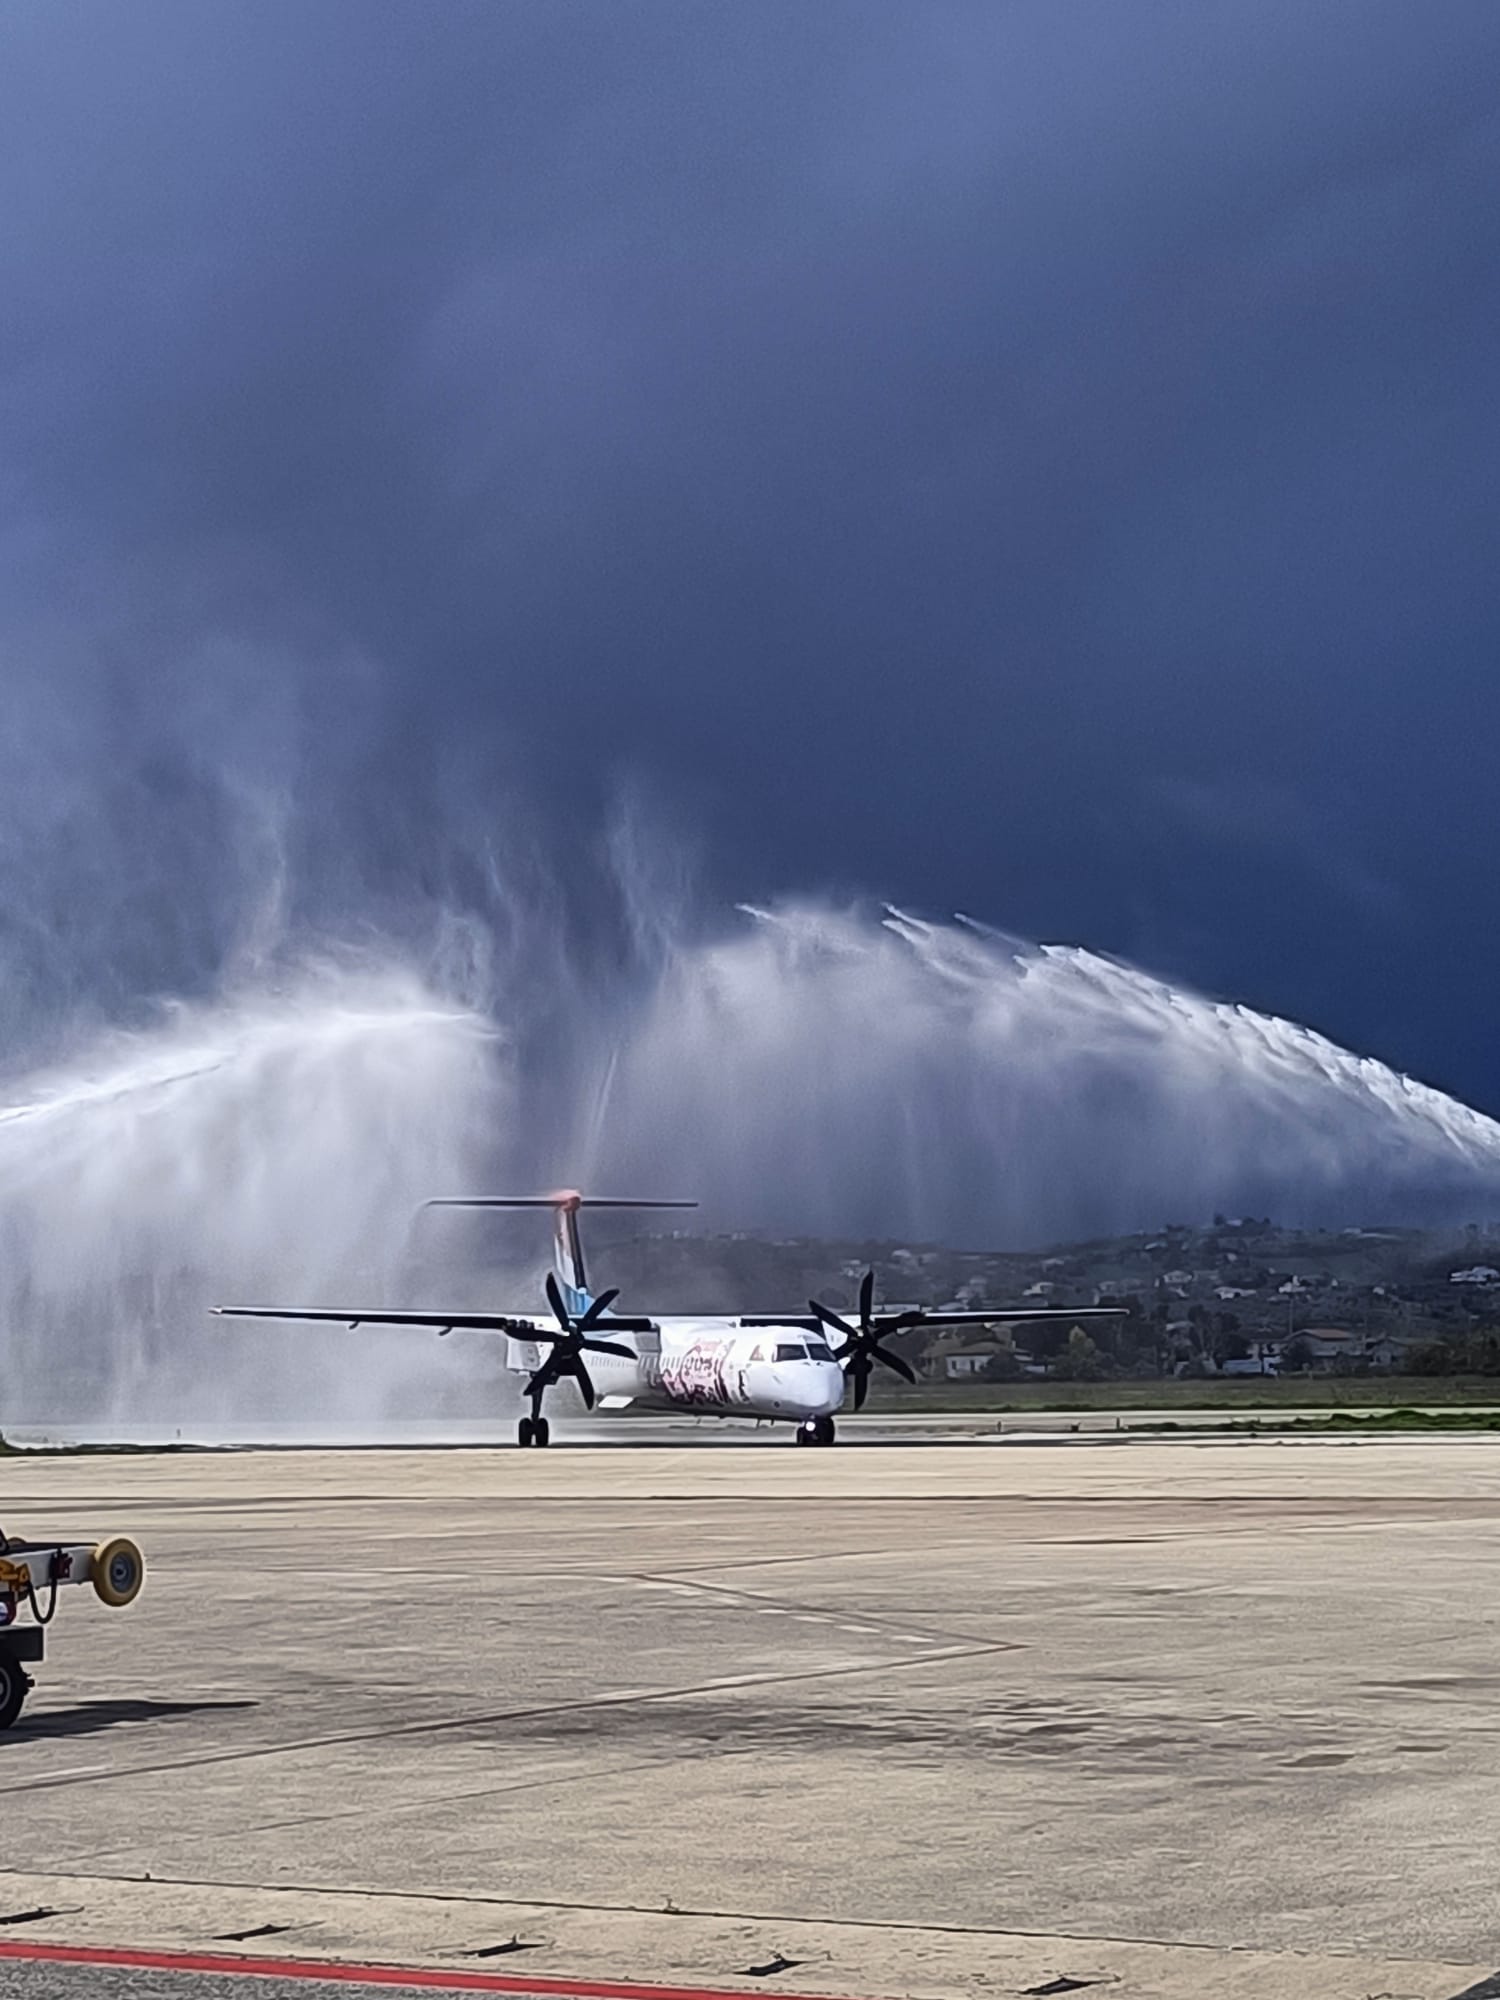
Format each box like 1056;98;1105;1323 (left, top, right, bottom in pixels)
2;2;1499;1107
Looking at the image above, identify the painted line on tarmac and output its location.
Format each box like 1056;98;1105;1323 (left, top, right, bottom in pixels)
0;1942;841;2000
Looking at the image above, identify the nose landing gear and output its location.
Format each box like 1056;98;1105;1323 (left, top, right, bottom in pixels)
796;1415;837;1446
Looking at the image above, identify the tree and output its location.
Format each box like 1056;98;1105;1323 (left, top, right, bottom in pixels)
1281;1336;1315;1373
1407;1338;1461;1375
1024;1319;1073;1367
1407;1329;1500;1375
1054;1326;1106;1381
983;1337;1024;1383
1211;1326;1250;1367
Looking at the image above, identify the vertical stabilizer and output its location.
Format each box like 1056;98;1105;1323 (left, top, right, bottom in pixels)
550;1191;590;1316
424;1192;697;1321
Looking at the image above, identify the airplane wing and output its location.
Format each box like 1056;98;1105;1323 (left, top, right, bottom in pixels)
737;1306;1128;1329
211;1307;657;1335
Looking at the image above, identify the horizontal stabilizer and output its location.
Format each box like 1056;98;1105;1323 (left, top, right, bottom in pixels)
425;1194;697;1211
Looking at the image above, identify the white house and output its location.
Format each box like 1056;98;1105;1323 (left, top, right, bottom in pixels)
943;1350;992;1379
1285;1328;1425;1371
1222;1339;1283;1376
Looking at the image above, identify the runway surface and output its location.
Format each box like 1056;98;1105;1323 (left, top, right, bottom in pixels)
10;1412;1089;1447
12;1405;1483;1450
5;1435;1500;1998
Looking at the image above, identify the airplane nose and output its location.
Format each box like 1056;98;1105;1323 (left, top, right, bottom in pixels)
799;1364;845;1417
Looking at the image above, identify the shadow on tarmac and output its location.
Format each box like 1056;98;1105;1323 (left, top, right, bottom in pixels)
14;1699;256;1740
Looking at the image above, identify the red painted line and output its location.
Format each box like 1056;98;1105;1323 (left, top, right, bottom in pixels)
0;1938;842;2000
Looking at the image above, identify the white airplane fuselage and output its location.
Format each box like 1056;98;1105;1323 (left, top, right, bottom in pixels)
502;1317;847;1424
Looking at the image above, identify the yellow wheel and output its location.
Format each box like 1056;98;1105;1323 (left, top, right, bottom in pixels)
91;1537;145;1609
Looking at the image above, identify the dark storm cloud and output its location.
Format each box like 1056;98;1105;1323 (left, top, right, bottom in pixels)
2;2;1499;1098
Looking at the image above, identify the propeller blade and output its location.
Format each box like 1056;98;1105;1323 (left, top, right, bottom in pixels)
579;1288;620;1329
871;1344;917;1385
545;1270;571;1329
524;1360;555;1398
809;1298;858;1344
810;1275;924;1398
579;1337;635;1360
572;1358;597;1409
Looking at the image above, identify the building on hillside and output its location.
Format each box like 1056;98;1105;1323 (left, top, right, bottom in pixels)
944;1348;992;1379
1221;1339;1283;1376
1284;1327;1426;1371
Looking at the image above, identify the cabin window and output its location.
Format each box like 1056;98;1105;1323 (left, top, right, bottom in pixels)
805;1340;835;1362
773;1342;808;1362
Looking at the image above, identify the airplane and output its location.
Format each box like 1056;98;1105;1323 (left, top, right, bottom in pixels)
214;1191;1126;1447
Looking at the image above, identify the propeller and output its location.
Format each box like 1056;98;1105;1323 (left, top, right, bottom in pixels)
522;1272;637;1412
808;1269;923;1410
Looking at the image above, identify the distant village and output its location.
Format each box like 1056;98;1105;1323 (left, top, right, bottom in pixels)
602;1217;1500;1381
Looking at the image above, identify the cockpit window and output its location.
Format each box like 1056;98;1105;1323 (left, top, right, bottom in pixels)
805;1340;835;1362
774;1342;808;1362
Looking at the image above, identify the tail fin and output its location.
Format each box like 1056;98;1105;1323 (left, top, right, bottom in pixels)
425;1192;696;1318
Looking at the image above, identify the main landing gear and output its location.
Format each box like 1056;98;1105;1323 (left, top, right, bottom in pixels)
796;1416;837;1446
517;1406;552;1449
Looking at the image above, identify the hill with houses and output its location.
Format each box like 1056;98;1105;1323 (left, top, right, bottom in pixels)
592;1216;1500;1380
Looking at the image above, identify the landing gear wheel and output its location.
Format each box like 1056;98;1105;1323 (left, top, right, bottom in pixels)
518;1417;535;1449
796;1423;813;1446
0;1658;30;1732
814;1415;836;1446
534;1417;551;1448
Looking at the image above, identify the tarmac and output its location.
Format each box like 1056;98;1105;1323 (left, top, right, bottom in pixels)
5;1428;1500;1999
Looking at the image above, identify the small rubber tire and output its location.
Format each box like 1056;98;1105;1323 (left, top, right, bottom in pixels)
0;1657;30;1731
815;1416;836;1446
534;1417;551;1448
518;1418;535;1448
795;1427;812;1446
91;1537;145;1609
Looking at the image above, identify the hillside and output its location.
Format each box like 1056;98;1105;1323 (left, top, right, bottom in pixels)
577;1216;1500;1378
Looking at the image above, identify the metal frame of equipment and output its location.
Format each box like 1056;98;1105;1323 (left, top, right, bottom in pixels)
0;1534;146;1729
